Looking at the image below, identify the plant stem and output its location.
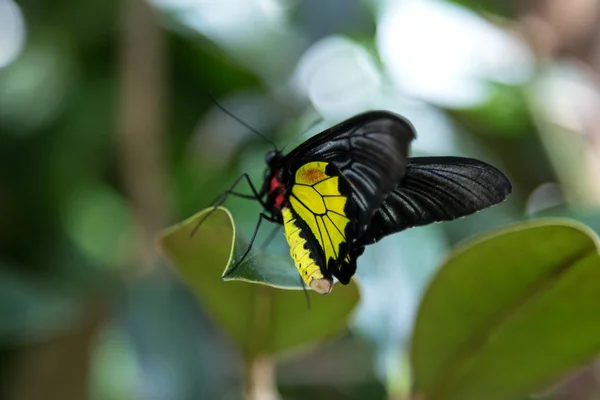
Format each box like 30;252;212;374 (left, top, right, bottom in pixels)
244;356;280;400
118;0;170;271
243;285;279;400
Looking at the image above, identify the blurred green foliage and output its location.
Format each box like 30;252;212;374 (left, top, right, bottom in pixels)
4;0;600;399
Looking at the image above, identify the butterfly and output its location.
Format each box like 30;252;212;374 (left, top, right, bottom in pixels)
205;110;512;294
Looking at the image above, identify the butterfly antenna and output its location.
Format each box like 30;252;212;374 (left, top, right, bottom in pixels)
207;93;278;150
300;275;311;310
280;116;324;153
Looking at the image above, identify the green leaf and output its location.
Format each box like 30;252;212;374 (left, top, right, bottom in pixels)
157;207;360;356
411;219;600;400
222;236;305;289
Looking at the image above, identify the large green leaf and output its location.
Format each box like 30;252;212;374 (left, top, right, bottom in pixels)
411;219;600;400
157;207;359;356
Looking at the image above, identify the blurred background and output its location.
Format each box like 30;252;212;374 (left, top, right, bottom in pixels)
3;0;600;399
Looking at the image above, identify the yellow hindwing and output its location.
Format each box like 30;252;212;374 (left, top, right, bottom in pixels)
284;161;351;287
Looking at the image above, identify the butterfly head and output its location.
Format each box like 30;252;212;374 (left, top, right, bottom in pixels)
265;150;284;169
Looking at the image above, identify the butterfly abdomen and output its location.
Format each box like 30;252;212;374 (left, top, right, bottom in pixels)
282;207;332;294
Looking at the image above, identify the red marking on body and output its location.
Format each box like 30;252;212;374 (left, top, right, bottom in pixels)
300;168;326;185
274;193;286;209
269;175;281;193
269;174;287;210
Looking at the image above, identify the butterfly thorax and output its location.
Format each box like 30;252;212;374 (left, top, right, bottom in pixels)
263;150;289;223
267;171;288;214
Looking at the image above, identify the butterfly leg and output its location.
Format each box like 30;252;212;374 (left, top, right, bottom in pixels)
190;173;265;237
213;173;266;204
222;212;278;277
300;274;311;310
209;172;266;207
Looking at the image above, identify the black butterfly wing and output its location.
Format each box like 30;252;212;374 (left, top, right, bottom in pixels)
357;156;512;246
283;111;416;233
280;111;416;285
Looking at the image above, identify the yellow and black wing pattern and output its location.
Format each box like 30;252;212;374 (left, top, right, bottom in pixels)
282;160;356;293
274;112;417;292
258;111;510;294
283;111;416;236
